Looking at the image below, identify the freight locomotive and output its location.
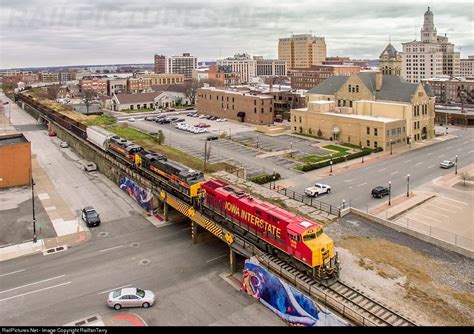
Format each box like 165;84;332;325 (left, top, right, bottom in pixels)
86;126;204;198
201;179;340;283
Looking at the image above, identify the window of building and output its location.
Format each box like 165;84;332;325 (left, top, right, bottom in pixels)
374;128;378;136
254;108;257;113
348;84;352;92
337;100;341;107
367;140;370;147
386;130;389;136
374;141;378;148
221;103;223;108
254;100;256;105
367;127;370;135
261;108;264;113
299;116;302;123
232;97;235;102
349;101;353;107
356;85;359;93
294;116;297;122
294;127;297;131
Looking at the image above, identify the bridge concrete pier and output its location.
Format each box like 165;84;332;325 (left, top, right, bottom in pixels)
229;248;237;273
163;202;169;221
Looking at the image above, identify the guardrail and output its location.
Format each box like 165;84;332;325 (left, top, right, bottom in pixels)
265;183;341;217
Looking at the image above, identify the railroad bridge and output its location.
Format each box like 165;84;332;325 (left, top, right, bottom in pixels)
15;93;418;327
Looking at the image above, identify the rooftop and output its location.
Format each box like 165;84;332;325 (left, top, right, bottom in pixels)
321;112;401;123
0;133;28;147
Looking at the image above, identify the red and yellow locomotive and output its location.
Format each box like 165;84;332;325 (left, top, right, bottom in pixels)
201;179;339;283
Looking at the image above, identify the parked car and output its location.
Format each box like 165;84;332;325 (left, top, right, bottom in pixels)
304;183;331;197
371;186;390;198
144;116;156;121
107;288;155;310
440;160;455;169
81;206;101;227
128;117;136;122
48;131;57;137
59;141;69;148
185;107;195;110
196;123;210;128
206;134;219;141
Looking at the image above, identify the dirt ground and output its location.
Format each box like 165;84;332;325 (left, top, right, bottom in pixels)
337;236;474;326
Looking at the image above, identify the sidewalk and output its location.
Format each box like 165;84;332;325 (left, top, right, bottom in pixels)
368;191;436;220
0;156;92;262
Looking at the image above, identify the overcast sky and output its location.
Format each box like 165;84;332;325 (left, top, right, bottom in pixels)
0;0;472;69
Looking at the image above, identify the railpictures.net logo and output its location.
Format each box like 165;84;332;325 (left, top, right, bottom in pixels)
1;329;108;334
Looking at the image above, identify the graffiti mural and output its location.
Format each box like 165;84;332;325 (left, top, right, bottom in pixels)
119;176;154;212
241;258;348;327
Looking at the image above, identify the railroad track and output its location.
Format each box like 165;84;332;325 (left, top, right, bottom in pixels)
263;256;417;326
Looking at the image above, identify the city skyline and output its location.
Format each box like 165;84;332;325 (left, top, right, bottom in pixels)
1;0;472;69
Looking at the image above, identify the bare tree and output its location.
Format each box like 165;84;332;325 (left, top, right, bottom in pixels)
459;171;470;186
82;89;97;115
184;79;201;105
156;130;165;145
47;85;61;100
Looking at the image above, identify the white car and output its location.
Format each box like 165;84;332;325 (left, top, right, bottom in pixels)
439;160;455;169
304;183;331;197
128;117;136;122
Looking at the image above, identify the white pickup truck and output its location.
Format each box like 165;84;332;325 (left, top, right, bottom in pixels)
304;183;331;197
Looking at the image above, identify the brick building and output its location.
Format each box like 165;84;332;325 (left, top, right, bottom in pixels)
208;64;241;87
196;87;274;125
422;77;474;104
127;77;152;93
154;54;166;74
289;65;361;90
79;77;108;95
0;133;32;188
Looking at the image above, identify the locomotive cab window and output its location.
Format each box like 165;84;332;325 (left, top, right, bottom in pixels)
303;233;316;241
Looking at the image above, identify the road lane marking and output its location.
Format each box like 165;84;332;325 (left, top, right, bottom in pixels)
98;284;132;295
390;171;399;175
415;162;423;166
403;160;412;163
0;275;65;294
433;200;462;210
428;165;435;168
0;269;26;277
377;168;387;172
438;155;445;158
98;245;124;253
357;182;367;187
0;282;71;302
419;208;449;218
428;206;456;214
440;197;470;206
206;254;227;263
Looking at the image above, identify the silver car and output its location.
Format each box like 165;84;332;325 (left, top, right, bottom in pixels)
107;288;155;310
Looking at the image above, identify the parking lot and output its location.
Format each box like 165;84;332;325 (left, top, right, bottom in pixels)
126;117;301;178
231;132;329;157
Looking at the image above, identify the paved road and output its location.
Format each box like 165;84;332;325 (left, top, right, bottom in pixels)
0;214;284;326
286;129;474;210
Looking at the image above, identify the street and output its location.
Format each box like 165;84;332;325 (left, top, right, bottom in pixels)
284;128;474;210
0;217;282;326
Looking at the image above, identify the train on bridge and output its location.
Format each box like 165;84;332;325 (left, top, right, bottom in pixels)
14;91;340;285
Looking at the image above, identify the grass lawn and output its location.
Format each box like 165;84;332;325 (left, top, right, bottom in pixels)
121;108;156;113
107;126;232;173
83;115;117;127
339;143;361;149
322;144;349;153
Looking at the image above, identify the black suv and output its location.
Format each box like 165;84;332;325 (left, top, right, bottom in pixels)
371;186;390;198
81;206;101;227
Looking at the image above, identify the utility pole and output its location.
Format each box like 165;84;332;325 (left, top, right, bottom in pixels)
204;140;208;172
32;177;37;243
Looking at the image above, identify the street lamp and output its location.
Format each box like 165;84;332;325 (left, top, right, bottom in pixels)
361;146;365;163
455;155;458;175
32;177;37;243
390;141;393;155
256;134;259;149
388;181;392;206
406;174;410;197
330;155;333;174
290;142;293;158
272;168;276;189
445;111;448;135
